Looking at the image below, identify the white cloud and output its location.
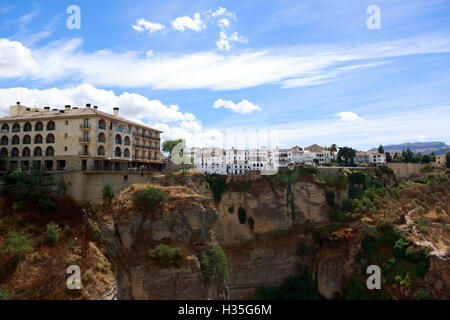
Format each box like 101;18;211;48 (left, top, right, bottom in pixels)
132;18;165;33
1;35;450;90
216;31;247;51
336;111;365;121
171;13;205;32
145;50;153;57
213;99;261;114
209;7;236;20
0;84;196;124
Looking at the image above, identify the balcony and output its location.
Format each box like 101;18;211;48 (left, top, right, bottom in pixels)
79;137;91;144
80;124;91;130
98;125;106;130
78;151;90;156
98;139;105;143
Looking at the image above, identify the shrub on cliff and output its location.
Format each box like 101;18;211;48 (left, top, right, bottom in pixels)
0;289;11;300
413;288;433;300
135;186;167;208
1;231;32;260
205;174;228;201
148;244;182;267
44;222;61;246
103;184;115;202
200;231;228;287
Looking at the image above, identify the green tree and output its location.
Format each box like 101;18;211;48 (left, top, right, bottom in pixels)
337;147;356;166
430;152;436;162
446;151;450;168
1;231;32;259
377;145;384;153
329;144;337;157
385;152;392;163
421;154;430;164
200;231;228;287
162;139;184;158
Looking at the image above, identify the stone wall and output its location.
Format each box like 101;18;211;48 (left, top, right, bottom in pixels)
387;163;426;179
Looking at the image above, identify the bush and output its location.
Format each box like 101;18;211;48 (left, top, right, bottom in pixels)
238;207;247;224
227;207;234;214
1;231;32;258
348;185;364;200
148;244;182;267
394;238;409;259
44;222;61;245
413;289;433;300
103;183;115;201
39;198;56;212
248;217;255;231
205;174;228;201
326;190;336;207
330;209;350;222
362;227;379;257
0;289;11;300
135;186;167;208
341;196;353;212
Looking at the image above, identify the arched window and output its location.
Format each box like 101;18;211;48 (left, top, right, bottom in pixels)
124;148;130;158
1;136;8;146
47;121;55;131
22;147;30;157
115;134;122;144
23;135;31;144
12;123;20;133
46;146;54;156
124;136;130;146
115;147;121;157
35;122;43;131
34;147;42;157
46;134;55;143
98;119;106;130
35;134;43;144
1;124;9;133
24;122;32;132
11;147;19;157
12;135;20;145
0;148;7;157
98;146;105;156
98;132;105;143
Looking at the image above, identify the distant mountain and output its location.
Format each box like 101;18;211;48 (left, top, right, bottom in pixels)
368;141;450;155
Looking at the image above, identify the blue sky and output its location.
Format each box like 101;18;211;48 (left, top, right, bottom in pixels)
0;0;449;150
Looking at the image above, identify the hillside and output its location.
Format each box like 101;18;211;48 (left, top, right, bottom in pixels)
369;141;450;155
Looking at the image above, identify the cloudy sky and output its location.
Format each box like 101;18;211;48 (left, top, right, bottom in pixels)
1;0;449;150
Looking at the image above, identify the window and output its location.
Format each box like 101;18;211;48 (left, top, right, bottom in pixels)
1;124;9;133
57;160;66;171
23;135;31;144
115;134;122;144
124;148;130;158
0;148;8;157
35;122;43;131
98;146;105;156
1;136;8;145
98;132;105;143
98;119;106;130
46;134;55;144
65;120;69;125
11;147;19;157
47;121;55;131
24;122;32;132
22;147;30;157
65;146;68;152
12;123;20;133
46;146;54;156
35;134;43;144
65;133;68;139
12;135;19;145
34;147;42;157
115;147;121;157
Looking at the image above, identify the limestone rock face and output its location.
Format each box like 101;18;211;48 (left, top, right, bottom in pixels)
312;230;361;299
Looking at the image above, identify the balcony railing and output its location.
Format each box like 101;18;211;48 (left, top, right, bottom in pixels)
78;151;90;156
98;139;105;143
80;124;91;129
79;137;91;143
98;125;106;130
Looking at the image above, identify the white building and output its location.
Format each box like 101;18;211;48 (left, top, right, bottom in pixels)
304;144;332;164
355;151;386;165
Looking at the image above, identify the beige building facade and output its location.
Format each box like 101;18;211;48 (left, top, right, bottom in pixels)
0;102;164;173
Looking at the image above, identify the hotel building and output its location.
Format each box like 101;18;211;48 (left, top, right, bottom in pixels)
0;102;163;173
